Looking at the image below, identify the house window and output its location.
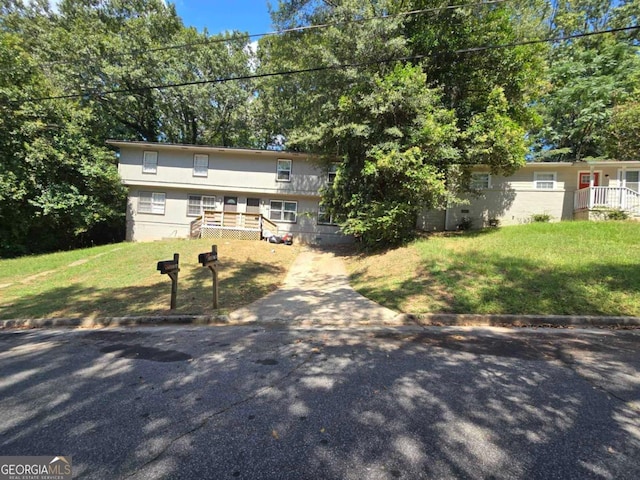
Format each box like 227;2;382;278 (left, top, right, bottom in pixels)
187;195;215;216
142;151;158;174
270;200;297;222
246;197;260;214
138;192;165;215
622;171;640;192
193;154;209;177
534;172;556;190
277;159;292;182
471;172;490;189
328;164;339;184
317;203;337;225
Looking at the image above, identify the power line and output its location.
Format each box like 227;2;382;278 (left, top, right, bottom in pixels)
16;24;640;104
32;0;511;70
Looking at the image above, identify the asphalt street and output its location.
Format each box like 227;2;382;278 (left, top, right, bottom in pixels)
0;325;638;479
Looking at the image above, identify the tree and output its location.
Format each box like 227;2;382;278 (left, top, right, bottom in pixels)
0;31;125;257
316;64;459;245
532;0;640;161
607;100;640;161
259;0;543;245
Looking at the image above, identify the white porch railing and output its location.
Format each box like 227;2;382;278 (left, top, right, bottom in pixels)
574;187;640;213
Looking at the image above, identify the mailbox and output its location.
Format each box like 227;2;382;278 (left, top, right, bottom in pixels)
198;252;218;266
157;260;179;274
156;253;180;310
199;245;219;309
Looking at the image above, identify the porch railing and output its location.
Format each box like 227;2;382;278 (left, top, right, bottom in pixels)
190;211;278;239
574;186;640;213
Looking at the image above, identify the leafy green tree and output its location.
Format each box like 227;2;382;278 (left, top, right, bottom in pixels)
0;32;125;257
296;63;459;246
607;100;640;161
533;0;640;161
260;0;542;245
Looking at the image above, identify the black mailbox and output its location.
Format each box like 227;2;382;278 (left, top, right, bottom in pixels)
157;260;179;274
198;252;218;266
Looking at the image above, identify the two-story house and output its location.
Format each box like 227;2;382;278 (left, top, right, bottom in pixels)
110;140;349;245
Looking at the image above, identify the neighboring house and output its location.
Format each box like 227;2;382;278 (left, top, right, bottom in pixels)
110;140;348;244
418;161;640;231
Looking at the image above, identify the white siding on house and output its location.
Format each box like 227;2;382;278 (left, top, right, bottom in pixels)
112;141;347;243
116;144;324;196
423;163;640;231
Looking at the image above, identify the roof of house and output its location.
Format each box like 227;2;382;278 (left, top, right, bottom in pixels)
106;140;312;158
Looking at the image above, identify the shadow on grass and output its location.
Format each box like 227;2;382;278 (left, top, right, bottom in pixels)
327;229;502;261
0;259;285;320
350;251;640;316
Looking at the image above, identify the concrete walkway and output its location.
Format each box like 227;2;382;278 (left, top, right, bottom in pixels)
229;248;404;327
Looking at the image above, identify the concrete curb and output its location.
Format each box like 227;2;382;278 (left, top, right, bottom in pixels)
402;313;640;328
1;312;640;330
0;314;230;330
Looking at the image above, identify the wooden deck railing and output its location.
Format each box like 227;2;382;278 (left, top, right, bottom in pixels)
191;211;278;239
261;216;279;236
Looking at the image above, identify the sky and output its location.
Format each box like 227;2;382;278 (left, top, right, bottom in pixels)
170;0;274;35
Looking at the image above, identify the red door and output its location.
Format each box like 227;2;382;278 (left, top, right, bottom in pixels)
578;172;600;189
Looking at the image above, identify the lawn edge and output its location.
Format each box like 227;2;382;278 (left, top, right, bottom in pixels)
408;313;640;329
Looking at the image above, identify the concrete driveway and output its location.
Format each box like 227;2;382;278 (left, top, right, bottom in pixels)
230;248;402;327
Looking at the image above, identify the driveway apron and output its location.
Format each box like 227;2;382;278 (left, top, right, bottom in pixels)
229;248;402;327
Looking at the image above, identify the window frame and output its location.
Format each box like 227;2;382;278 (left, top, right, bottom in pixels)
193;154;209;177
317;203;337;226
328;164;339;184
533;172;557;190
187;195;216;217
276;159;292;182
142;151;158;174
269;200;297;223
138;191;165;215
470;172;491;190
620;169;640;192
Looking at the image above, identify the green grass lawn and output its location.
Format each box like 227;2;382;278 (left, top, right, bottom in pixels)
345;221;640;316
0;239;299;320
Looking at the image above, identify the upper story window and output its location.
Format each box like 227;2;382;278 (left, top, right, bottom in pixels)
142;151;158;174
193;154;209;177
328;164;339;184
471;172;491;190
270;200;297;223
534;172;556;190
277;159;292;182
138;191;165;215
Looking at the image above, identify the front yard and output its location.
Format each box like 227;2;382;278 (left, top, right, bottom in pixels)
345;222;640;316
0;239;299;320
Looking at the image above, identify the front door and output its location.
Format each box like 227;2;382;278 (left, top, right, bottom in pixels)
578;172;600;190
223;196;238;212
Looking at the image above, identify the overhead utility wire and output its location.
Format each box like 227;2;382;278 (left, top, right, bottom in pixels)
19;24;640;103
34;0;510;69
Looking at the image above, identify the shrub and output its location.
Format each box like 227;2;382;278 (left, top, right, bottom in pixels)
456;217;473;230
606;209;630;221
531;213;552;223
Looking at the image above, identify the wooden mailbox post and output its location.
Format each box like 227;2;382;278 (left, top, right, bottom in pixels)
157;253;180;310
198;245;219;309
